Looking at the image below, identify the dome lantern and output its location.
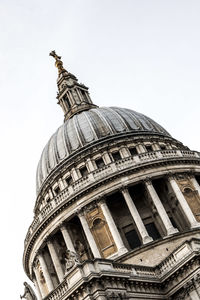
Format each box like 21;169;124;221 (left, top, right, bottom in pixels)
49;51;98;121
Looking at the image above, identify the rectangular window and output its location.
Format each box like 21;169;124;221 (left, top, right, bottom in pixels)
80;89;88;102
95;158;105;169
125;229;141;249
65;176;73;186
170;217;177;229
112;151;121;161
145;145;153;152
145;222;161;240
80;166;88;178
129;147;138;156
160;144;166;150
46;197;50;203
63;94;71;108
54;186;60;195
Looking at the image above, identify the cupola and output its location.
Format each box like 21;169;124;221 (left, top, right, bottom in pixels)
49;51;97;121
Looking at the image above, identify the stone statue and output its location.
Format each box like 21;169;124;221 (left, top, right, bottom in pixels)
64;250;80;273
20;282;37;300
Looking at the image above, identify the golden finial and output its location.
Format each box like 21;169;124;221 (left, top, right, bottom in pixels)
49;50;67;74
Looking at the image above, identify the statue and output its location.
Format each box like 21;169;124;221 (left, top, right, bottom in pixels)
64;250;80;273
20;282;37;300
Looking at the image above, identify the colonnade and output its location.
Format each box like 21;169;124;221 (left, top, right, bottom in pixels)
33;174;200;298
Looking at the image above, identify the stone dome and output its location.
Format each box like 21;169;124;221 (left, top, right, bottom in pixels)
36;106;170;192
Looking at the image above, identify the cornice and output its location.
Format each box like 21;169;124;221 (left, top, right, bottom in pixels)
24;154;200;277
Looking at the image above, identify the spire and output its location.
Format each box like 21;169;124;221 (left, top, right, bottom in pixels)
49;50;98;122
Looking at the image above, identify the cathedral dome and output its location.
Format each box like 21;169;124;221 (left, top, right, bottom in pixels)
24;53;200;300
36;106;170;192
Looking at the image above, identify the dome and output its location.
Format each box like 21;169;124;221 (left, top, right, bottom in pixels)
36;106;170;192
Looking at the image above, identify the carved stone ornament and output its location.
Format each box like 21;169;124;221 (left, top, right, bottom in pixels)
64;250;80;273
20;282;37;300
106;291;129;299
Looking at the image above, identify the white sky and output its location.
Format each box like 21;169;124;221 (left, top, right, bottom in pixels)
0;0;200;298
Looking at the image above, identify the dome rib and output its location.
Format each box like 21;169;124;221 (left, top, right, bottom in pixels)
36;106;171;193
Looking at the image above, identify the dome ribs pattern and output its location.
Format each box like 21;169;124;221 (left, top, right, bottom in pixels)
36;107;171;192
94;108;115;134
66;118;80;150
82;111;99;140
56;126;67;160
112;107;140;130
62;122;70;157
73;115;84;147
106;107;129;132
87;109;111;138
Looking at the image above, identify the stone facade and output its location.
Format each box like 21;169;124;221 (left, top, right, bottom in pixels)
22;53;200;299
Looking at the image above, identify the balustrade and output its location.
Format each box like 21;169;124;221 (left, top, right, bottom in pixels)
24;149;200;246
41;239;199;300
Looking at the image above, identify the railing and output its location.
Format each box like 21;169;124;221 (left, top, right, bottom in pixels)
24;149;200;245
43;279;68;300
42;239;199;300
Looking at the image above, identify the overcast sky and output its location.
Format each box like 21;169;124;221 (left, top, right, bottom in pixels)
1;0;200;298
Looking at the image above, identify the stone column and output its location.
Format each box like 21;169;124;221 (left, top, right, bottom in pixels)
47;240;64;282
60;224;76;252
33;278;42;300
99;199;128;255
121;188;153;244
168;176;200;228
190;176;200;197
78;210;101;258
189;290;200;300
34;266;45;298
38;253;54;292
144;180;178;235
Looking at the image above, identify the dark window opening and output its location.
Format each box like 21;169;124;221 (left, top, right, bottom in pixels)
95;158;105;169
145;222;161;240
65;176;73;186
196;176;200;186
160;144;166;150
145;145;153;152
54;186;60;195
80;89;88;102
46;197;50;203
184;187;193;194
80;166;88;178
63;94;71;108
125;229;141;249
129;147;138;156
112;151;121;161
170;217;178;229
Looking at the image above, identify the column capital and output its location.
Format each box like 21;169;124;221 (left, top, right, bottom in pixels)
75;208;85;217
33;257;40;269
143;177;152;186
85;200;99;213
120;186;129;194
43;236;51;245
166;172;176;181
36;248;43;257
58;220;67;229
98;197;107;206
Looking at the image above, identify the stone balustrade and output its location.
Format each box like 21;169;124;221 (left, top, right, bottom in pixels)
24;149;200;246
43;279;68;300
42;239;200;300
